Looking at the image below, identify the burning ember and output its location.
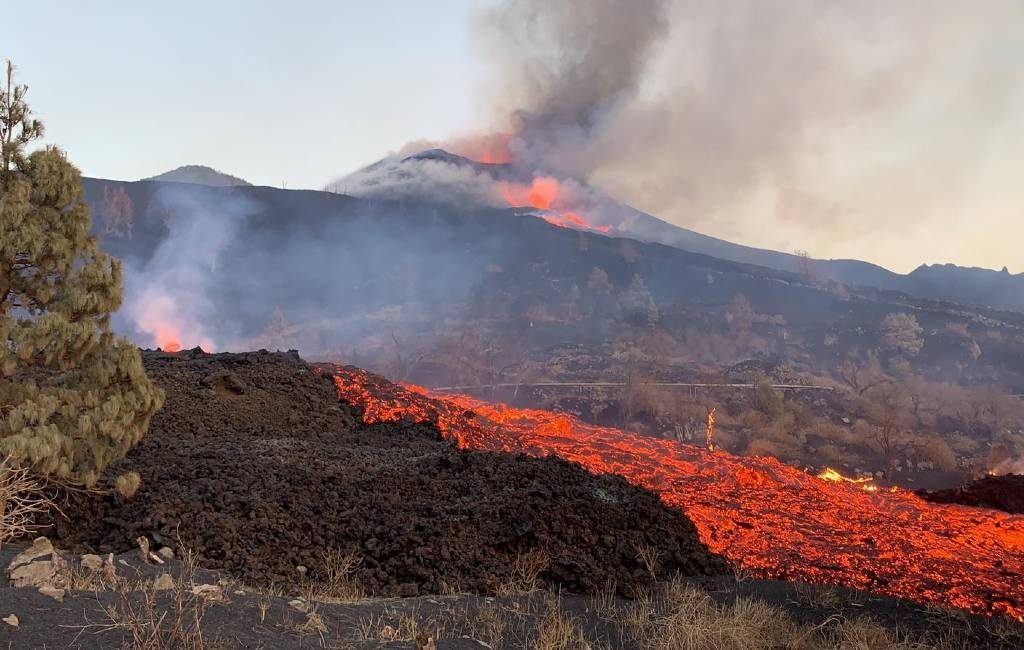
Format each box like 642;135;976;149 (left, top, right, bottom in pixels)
816;467;879;492
326;366;1024;620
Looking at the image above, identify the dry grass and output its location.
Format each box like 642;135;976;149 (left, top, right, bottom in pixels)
618;578;943;650
792;582;842;610
80;549;213;650
633;542;661;579
0;455;53;547
624;580;801;650
531;605;589;650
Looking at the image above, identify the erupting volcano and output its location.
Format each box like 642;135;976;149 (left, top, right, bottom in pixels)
326;366;1024;620
498;176;612;233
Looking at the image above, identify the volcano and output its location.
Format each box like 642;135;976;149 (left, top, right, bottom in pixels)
330;147;1024;313
326;364;1024;620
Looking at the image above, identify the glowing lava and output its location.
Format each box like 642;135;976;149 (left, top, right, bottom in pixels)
817;467;879;492
325;366;1024;620
498;176;611;234
154;324;182;353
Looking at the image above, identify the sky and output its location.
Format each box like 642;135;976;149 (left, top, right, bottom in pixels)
3;1;1022;274
1;1;492;189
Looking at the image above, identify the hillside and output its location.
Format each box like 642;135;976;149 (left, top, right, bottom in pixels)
331;149;1024;313
80;175;1024;388
144;164;251;187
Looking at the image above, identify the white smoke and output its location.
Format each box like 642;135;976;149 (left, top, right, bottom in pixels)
327;154;505;208
990;457;1024;477
120;185;253;351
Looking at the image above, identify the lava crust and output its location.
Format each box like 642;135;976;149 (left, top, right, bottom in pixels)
919;473;1024;515
50;349;726;596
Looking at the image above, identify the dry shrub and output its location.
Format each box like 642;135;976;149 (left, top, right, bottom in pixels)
915;437;958;472
496;548;550;596
817;444;845;464
829;616;916;649
311;547;363;602
116;471;142;499
0;456;52;547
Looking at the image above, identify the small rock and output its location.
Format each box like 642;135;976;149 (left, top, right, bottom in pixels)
2;614;18;627
191;584;224;601
152;573;175;591
9;537;54;569
296;565;308;576
223;373;246;394
9;557;65;589
38;585;65;601
80;554;104;572
157;547;175;560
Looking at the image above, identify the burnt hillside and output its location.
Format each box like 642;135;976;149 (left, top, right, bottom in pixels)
83;177;1024;391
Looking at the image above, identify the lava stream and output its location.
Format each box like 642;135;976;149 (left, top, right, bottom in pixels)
326;366;1024;619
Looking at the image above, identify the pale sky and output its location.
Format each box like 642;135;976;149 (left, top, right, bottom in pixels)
3;1;1022;273
2;1;492;189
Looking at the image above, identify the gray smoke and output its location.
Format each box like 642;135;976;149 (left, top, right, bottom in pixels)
475;0;1024;272
477;0;670;172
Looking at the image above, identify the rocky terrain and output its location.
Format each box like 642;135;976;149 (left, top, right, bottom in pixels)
919;473;1024;514
2;349;1022;648
48;349;726;596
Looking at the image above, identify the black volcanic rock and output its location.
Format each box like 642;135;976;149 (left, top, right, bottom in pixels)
49;351;728;596
918;474;1024;515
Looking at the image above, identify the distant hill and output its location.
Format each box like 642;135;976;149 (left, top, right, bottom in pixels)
144;165;251;187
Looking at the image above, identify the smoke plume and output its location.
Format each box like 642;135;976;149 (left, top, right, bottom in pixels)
473;0;1024;272
119;185;251;351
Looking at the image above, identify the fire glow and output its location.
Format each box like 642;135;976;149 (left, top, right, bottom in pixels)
816;467;880;492
498;176;611;234
326;366;1024;620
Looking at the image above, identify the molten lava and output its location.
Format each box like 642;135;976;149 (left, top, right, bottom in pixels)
817;467;879;492
326;366;1024;620
154;324;182;353
498;176;611;234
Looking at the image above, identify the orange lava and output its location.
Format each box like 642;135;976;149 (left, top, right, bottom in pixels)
327;366;1024;619
498;177;612;234
154;324;182;352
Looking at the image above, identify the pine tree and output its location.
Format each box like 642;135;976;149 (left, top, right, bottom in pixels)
0;61;164;486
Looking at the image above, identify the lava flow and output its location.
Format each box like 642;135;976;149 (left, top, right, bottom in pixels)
326;366;1024;620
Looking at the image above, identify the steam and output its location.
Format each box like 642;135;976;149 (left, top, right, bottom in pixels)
991;457;1024;477
471;0;1024;272
120;185;251;351
326;153;504;208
